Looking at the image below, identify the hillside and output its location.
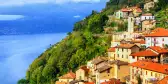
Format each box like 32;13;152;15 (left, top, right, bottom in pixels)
17;0;159;84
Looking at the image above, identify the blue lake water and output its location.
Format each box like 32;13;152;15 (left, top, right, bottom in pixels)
0;33;66;84
0;1;107;84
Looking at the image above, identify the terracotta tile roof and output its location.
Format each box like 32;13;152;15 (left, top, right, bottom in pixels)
59;71;76;79
157;76;168;84
97;65;112;73
142;13;153;16
121;8;132;12
116;44;139;49
101;78;121;84
129;61;168;74
80;66;89;72
56;81;68;84
146;28;168;37
130;50;158;57
92;57;107;65
108;47;115;52
149;46;168;54
152;28;167;32
131;39;145;44
135;8;142;12
85;82;94;84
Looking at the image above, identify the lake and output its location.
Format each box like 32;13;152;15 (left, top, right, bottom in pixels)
0;33;66;84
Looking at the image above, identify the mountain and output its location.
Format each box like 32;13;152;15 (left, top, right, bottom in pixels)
18;0;168;84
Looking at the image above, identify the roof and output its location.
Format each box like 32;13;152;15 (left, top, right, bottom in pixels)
101;78;121;84
56;81;68;84
109;60;128;66
121;8;132;12
129;61;168;74
157;76;168;84
135;8;142;13
97;65;112;73
131;39;145;44
149;46;168;54
108;47;115;52
142;13;153;16
145;28;168;37
130;50;158;57
79;66;89;72
85;82;94;84
116;44;139;49
152;28;166;32
92;57;107;65
59;71;76;79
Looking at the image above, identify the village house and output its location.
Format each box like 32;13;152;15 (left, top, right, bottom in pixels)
76;66;90;81
140;13;155;21
145;28;168;47
109;60;129;83
121;8;132;19
108;47;116;61
114;10;123;19
115;43;140;63
141;20;156;31
121;6;142;19
129;61;168;84
130;46;168;63
131;39;146;47
56;71;76;84
95;64;113;84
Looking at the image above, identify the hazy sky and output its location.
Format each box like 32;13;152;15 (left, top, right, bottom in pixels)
0;0;108;6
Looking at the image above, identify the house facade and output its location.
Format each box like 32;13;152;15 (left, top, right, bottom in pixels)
130;46;168;63
141;13;155;21
141;20;156;31
129;61;168;84
145;28;168;47
115;44;140;63
115;10;123;19
57;71;76;84
76;66;89;81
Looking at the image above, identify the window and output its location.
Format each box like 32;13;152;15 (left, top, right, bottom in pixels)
155;73;157;77
118;54;119;58
122;48;124;52
132;68;134;74
146;71;147;75
122;55;124;58
107;69;110;73
163;38;164;41
132;76;134;79
151;72;153;76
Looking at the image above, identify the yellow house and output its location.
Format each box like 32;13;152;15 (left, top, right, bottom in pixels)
76;66;89;81
58;71;76;83
95;64;114;84
115;43;140;63
129;61;168;84
109;60;129;83
108;47;116;61
142;20;156;31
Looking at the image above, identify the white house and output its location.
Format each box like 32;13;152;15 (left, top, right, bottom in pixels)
141;13;155;21
145;28;168;47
